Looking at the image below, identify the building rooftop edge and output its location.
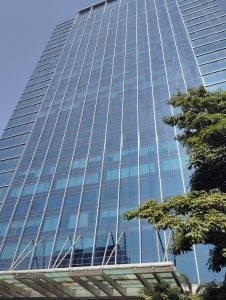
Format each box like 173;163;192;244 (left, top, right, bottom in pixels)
75;0;116;15
55;0;115;31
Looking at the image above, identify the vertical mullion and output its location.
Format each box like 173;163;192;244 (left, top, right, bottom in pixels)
91;3;121;266
135;0;142;264
144;0;163;262
115;1;129;265
153;0;169;260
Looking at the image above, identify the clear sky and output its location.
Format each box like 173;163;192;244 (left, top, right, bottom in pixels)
0;0;226;136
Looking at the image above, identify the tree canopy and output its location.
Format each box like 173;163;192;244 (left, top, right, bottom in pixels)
163;86;226;192
138;280;192;300
138;275;226;300
124;190;226;272
124;86;226;273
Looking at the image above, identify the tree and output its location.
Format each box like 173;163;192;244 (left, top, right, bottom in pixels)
139;274;203;300
200;276;226;300
124;190;226;272
124;86;226;273
139;274;226;300
163;85;226;192
138;281;193;300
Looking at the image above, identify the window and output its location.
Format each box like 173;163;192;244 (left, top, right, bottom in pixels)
37;182;50;193
55;178;67;190
9;186;20;198
0;223;7;237
22;184;36;196
0;172;13;186
78;212;89;227
1;244;16;259
0;187;7;202
43;217;58;232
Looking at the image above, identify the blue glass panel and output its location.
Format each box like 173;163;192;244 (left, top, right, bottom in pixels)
0;172;14;187
0;145;24;160
200;57;226;74
198;48;226;64
195;39;226;55
192;30;226;46
0;187;8;202
0;133;29;149
207;80;226;91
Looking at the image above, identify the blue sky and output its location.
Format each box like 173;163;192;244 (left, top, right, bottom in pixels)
0;0;226;136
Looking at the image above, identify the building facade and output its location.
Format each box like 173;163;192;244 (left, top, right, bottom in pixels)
0;0;225;287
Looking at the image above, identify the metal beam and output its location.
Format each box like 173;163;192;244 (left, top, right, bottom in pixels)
0;287;15;298
10;240;34;271
70;270;127;297
19;273;75;297
134;273;151;289
70;270;103;277
52;235;71;268
10;240;42;271
39;274;75;297
133;266;174;275
153;273;161;283
88;276;113;297
15;277;56;298
71;277;100;297
101;272;127;297
105;232;124;265
102;232;111;265
0;285;20;297
171;271;183;291
134;266;175;287
54;235;81;269
0;279;31;297
31;278;66;298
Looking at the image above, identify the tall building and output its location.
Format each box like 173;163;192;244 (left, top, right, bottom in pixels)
0;0;225;297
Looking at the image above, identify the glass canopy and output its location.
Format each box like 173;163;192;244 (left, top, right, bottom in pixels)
0;262;183;298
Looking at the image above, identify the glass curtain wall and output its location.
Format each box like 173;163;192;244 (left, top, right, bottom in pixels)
0;0;224;283
178;0;226;90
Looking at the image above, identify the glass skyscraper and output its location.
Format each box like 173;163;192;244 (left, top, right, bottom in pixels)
0;0;225;287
